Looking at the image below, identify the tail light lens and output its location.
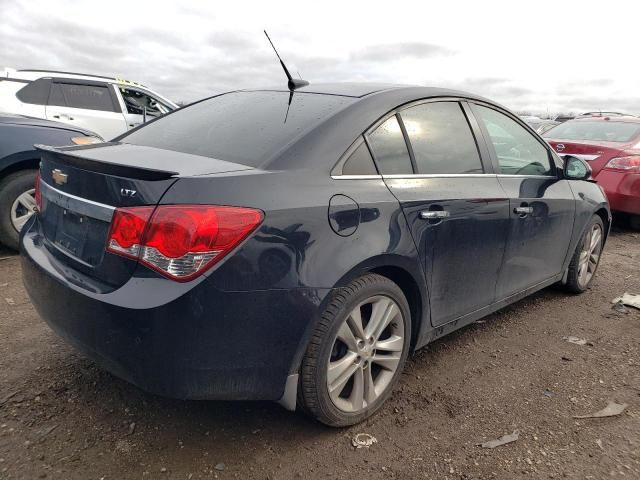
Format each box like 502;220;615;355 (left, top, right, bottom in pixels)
604;156;640;172
34;171;42;211
107;205;263;281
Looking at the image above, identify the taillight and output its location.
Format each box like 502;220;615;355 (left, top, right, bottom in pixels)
107;207;154;258
34;171;42;211
107;205;263;281
604;156;640;172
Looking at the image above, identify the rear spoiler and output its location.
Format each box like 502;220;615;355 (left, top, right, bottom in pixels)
35;144;178;181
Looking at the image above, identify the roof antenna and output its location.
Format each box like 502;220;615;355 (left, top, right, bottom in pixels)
264;30;309;91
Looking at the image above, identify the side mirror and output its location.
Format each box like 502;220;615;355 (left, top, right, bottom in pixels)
563;155;592;180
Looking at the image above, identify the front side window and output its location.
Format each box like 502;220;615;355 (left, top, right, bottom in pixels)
367;116;413;175
474;105;553;176
400;102;483;174
119;87;172;117
48;83;115;112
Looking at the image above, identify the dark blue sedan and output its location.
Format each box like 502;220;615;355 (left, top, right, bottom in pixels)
21;83;609;426
0;113;101;249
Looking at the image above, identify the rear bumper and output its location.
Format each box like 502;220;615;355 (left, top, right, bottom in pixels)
595;170;640;215
21;229;328;401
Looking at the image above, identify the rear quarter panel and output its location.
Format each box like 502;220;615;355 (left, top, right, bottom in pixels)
0;124;80;172
160;170;423;292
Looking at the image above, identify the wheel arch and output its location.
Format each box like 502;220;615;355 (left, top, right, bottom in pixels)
0;153;40;180
594;207;610;244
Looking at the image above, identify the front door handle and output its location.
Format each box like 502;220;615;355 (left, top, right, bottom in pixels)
514;206;533;216
420;210;450;220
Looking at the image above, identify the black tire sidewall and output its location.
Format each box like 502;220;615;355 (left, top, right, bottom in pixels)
301;274;411;427
566;215;604;293
0;170;37;250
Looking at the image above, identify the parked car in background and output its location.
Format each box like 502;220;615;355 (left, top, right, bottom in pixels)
0;113;102;249
578;111;630;118
554;114;575;123
0;69;178;140
544;116;640;229
521;116;560;136
535;120;560;135
22;83;609;426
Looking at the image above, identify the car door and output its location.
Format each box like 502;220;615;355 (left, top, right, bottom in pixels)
469;102;575;299
116;86;173;130
367;100;510;327
45;80;127;140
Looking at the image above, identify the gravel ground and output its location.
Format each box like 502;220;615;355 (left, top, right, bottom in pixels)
0;227;639;480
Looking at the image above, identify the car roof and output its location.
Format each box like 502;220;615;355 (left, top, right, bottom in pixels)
245;82;491;101
234;82;502;171
13;69;147;88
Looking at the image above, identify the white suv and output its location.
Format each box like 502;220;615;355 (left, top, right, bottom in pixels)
0;68;178;140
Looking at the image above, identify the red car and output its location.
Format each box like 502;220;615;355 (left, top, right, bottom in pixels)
543;116;640;229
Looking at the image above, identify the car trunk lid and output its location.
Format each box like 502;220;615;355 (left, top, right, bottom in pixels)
545;139;627;176
36;143;253;289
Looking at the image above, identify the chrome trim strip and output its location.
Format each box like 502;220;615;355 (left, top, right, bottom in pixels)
331;174;383;180
40;180;115;222
383;173;495;179
496;174;556;179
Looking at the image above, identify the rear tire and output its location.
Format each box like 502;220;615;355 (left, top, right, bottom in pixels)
0;170;37;250
564;215;604;293
299;274;411;427
630;215;640;231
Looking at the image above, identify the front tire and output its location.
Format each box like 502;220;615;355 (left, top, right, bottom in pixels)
0;170;37;250
630;215;640;231
564;215;604;293
299;274;411;427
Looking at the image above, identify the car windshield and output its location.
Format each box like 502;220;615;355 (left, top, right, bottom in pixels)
543;120;640;142
120;91;354;167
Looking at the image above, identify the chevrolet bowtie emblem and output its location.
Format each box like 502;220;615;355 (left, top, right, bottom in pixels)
52;169;68;185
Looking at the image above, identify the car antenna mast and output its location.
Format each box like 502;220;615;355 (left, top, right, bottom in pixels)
264;30;309;91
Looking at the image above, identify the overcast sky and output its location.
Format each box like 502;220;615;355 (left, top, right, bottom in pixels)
1;0;638;115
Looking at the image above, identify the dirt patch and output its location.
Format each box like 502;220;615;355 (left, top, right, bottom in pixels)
1;228;639;479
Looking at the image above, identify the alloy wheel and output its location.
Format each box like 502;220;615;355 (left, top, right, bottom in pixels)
10;188;37;232
326;295;405;413
577;223;603;287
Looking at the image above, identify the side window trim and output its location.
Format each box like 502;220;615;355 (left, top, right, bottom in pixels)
460;101;495;174
394;113;418;174
468;100;558;177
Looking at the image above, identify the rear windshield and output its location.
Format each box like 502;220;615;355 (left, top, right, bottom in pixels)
120;91;354;167
543;120;640;143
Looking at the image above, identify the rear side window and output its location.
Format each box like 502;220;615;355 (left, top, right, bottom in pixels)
367;116;413;175
341;141;378;175
543;120;640;143
400;102;483;174
48;83;116;112
16;78;51;105
473;105;553;176
122;91;353;167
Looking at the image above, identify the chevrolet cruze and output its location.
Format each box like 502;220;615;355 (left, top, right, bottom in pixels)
21;83;610;426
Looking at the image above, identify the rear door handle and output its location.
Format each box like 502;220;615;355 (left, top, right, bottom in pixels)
514;206;533;216
420;210;450;220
